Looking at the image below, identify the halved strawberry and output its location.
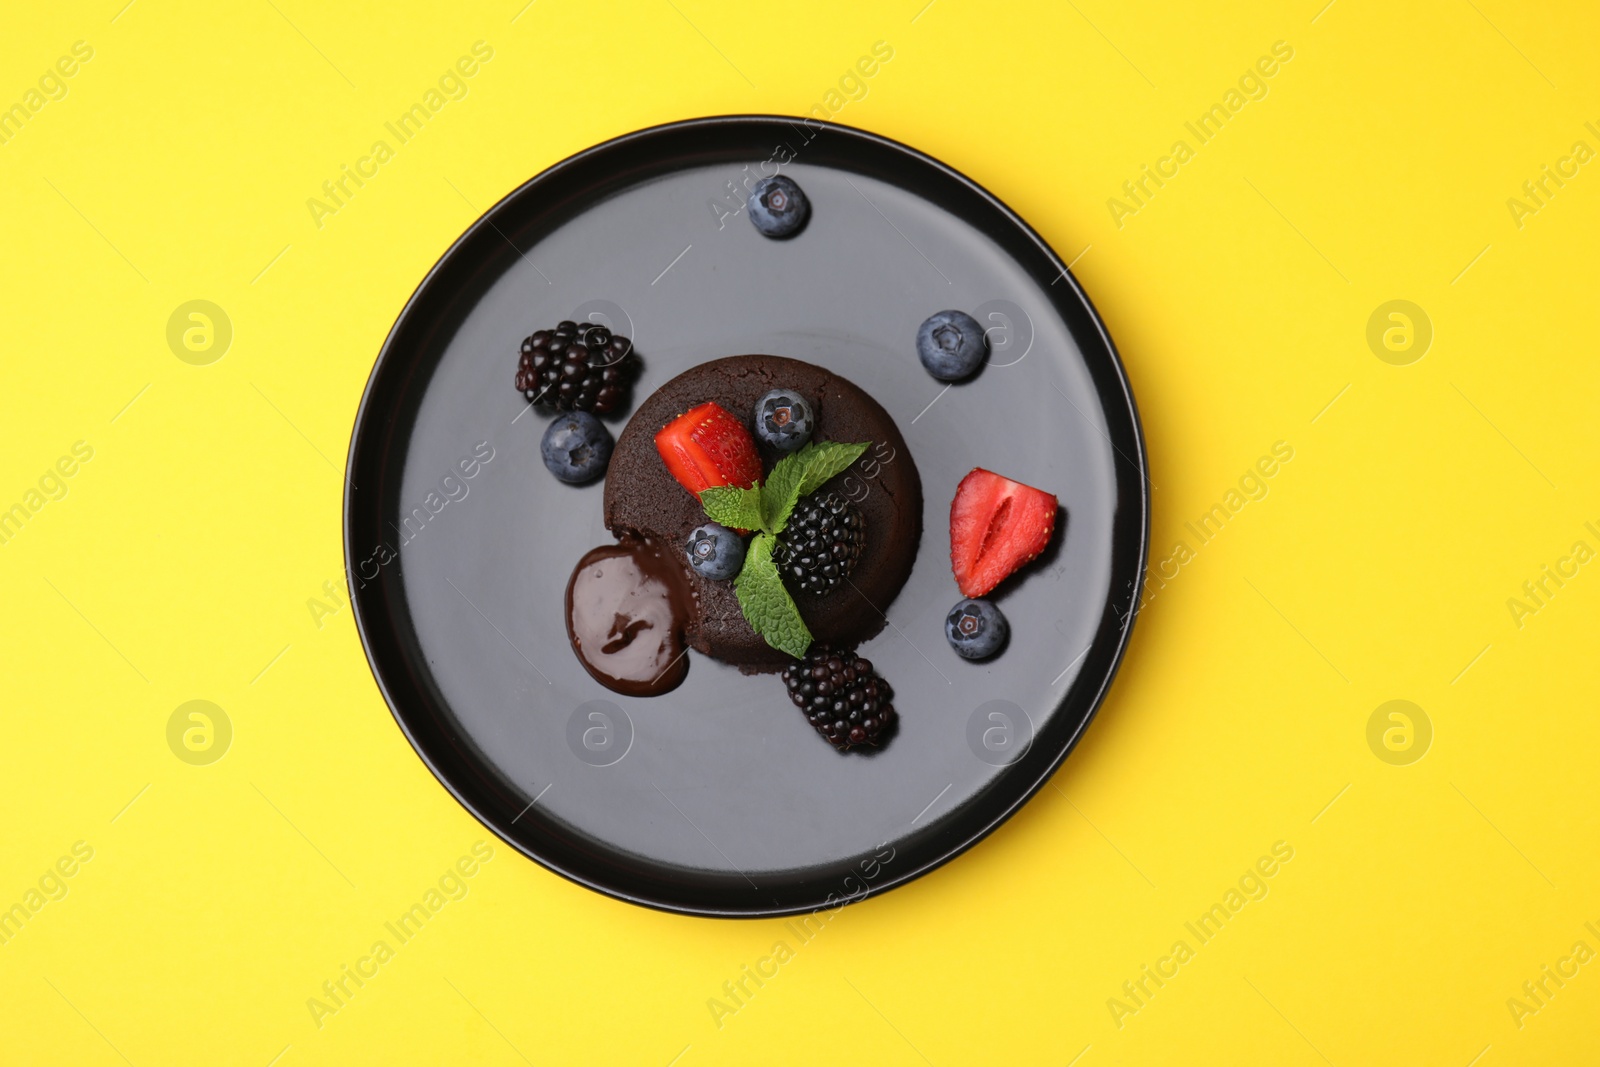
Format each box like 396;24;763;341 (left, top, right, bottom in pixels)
950;468;1058;597
654;401;764;496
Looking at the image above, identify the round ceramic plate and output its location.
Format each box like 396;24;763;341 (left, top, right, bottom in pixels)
345;116;1148;917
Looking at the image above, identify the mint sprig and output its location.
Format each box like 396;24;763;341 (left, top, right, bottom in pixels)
696;440;870;658
699;485;765;531
764;440;867;533
733;533;811;658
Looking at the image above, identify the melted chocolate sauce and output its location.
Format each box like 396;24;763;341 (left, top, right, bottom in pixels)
566;538;695;696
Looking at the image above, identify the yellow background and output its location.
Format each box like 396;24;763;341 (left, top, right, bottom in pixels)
2;0;1596;1063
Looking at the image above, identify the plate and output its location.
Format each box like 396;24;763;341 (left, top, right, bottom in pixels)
345;115;1148;917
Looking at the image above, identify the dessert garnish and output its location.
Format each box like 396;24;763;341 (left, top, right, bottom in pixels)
747;175;809;238
944;598;1008;660
774;490;864;597
684;522;745;581
949;468;1058;597
654;401;764;497
916;310;988;382
696;439;868;658
516;320;638;415
541;410;613;484
782;645;896;751
753;388;814;452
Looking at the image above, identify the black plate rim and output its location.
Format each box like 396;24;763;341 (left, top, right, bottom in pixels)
344;114;1150;918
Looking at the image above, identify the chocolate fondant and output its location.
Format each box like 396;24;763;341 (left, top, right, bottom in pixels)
604;355;923;669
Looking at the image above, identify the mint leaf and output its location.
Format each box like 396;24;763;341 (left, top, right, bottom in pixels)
763;440;871;533
708;439;871;658
760;453;806;533
699;485;766;531
795;440;870;498
734;532;812;657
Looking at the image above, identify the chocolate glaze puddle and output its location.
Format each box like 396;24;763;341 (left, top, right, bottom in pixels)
566;537;695;696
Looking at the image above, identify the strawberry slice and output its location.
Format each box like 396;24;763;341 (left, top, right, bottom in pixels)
949;468;1058;597
654;401;764;496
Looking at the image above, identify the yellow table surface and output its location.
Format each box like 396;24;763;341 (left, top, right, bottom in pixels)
3;1;1596;1063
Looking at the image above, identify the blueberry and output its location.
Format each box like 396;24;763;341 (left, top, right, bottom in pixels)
685;523;745;580
540;410;613;484
916;310;988;381
945;598;1008;660
748;175;810;238
753;388;814;452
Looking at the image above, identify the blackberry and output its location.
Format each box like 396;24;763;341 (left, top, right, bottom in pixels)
782;646;896;751
515;320;638;416
774;491;864;597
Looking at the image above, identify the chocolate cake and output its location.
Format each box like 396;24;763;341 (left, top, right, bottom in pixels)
604;355;923;669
